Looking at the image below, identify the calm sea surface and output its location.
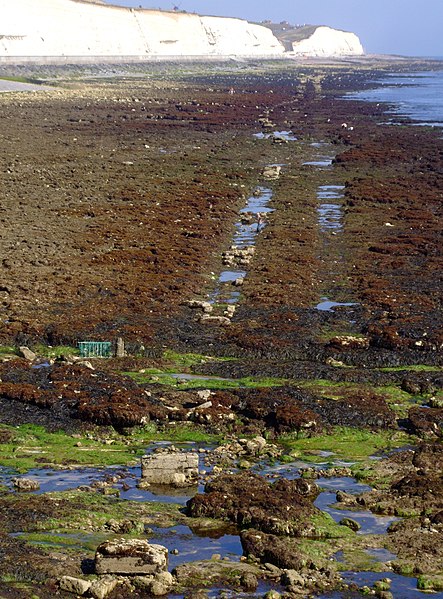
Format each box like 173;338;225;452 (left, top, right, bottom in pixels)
347;66;443;127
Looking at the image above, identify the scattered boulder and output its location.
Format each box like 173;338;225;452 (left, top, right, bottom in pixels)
173;559;261;590
245;435;267;455
224;305;236;318
59;576;92;595
211;436;281;462
281;569;306;588
408;406;443;438
272;135;288;144
240;571;258;591
241;529;307;570
18;346;36;361
339;517;361;532
199;315;231;326
141;451;199;487
95;539;168;575
222;245;255;268
187;300;213;313
90;575;119;599
327;335;370;350
336;490;358;506
12;477;40;492
134;571;174;595
262;165;281;180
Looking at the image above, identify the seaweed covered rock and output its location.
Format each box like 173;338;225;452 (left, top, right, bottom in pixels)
408;406;443;438
240;529;308;569
241;529;341;593
0;361;167;430
355;443;443;516
232;386;395;432
186;471;319;536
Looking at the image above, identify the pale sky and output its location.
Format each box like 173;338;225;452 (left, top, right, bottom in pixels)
106;0;443;57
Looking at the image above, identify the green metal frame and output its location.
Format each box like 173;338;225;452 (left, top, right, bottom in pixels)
78;341;112;358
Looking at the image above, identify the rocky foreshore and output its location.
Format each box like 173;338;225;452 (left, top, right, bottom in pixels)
0;58;441;598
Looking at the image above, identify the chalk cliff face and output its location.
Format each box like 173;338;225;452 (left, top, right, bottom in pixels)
289;26;364;57
0;0;363;61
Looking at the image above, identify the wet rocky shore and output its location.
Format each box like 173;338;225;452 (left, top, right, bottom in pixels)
0;58;441;598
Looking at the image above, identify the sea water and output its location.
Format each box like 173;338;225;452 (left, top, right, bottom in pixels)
347;67;443;127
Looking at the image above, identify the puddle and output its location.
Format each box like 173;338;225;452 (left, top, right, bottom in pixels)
256;459;355;480
210;185;273;305
315;299;359;312
365;548;397;562
315;490;397;535
3;442;217;503
304;143;335;167
314;476;397;535
253;130;297;141
317;185;345;233
318;185;345;200
303;158;333;167
7;464;199;504
218;269;246;283
315;476;371;494
0;80;52;93
170;582;279;599
339;571;443;599
149;524;242;568
318;204;344;232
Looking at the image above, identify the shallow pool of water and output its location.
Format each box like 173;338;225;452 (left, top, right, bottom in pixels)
341;571;443;599
315;490;397;535
218;269;247;283
149;524;243;568
170;581;279;599
209;185;273;305
253;130;297;141
303;158;333;167
315;299;359;312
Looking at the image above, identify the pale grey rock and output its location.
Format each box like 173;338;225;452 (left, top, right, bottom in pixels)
95;539;168;575
245;436;267;455
224;305;236;317
18;346;36;361
150;571;174;595
89;575;119;599
189;401;212;412
59;575;91;595
199;315;231;326
12;477;40;491
281;569;306;587
141;452;199;487
187;300;213;313
262;165;281;180
116;337;125;357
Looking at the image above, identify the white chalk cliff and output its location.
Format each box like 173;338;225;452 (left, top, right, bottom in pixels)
0;0;364;61
289;26;364;57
